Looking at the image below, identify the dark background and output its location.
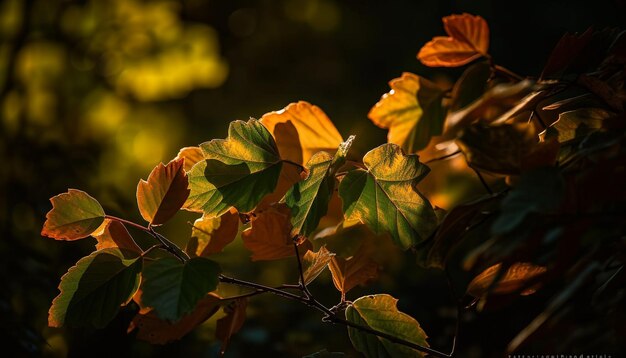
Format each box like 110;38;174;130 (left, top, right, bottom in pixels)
1;0;624;356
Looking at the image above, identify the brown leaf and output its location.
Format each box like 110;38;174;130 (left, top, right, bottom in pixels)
186;210;239;257
302;246;335;285
92;219;141;253
260;101;343;166
128;293;222;345
216;298;247;356
175;146;205;172
467;262;547;297
418;13;489;67
137;158;190;226
241;203;312;261
329;239;379;300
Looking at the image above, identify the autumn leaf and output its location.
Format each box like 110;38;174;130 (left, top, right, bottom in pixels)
141;257;221;321
449;61;492;111
136;158;190;226
338;143;437;250
418;13;489;67
175;146;205;172
92;219;141;253
283;136;354;238
329;239;378;300
369;73;446;153
467;262;548;297
41;189;105;241
345;294;429;358
549;108;613;143
186;119;283;217
186;210;239;257
256;163;306;211
216;298;247;355
241;203;312;261
49;248;142;328
260;101;343;166
302;246;335;285
129;293;222;344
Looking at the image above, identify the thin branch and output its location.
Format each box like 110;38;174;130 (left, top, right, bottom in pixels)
493;64;524;82
470;167;493;195
425;150;462;164
293;241;312;298
141;244;165;258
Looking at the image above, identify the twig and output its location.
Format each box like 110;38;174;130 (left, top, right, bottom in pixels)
493;64;524;82
470;167;493;195
293;241;312;298
425;150;462;164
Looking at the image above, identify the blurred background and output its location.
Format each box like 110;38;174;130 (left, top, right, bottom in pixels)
1;0;624;356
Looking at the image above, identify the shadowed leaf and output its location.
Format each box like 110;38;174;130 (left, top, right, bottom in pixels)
186;210;239;257
450;61;492;111
216;298;247;356
41;189;105;241
302;246;335;285
549;108;613;143
137;158;190;226
92;219;141;253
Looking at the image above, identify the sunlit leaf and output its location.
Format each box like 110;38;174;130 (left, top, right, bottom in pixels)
260;101;343;166
137;158;189;226
48;248;142;328
41;189;105;241
241;203;312;261
369;73;446;153
92;219;141;253
186;119;282;217
141;257;221;321
338;144;437;250
549;108;613;143
175;146;205;172
345;294;429;358
302;246;335;285
467;262;547;297
329;239;378;299
128;293;222;345
186;210;239;257
418;13;489;67
284;136;354;238
216;298;247;355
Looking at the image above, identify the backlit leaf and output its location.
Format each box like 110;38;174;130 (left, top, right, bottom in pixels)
338;144;437;250
141;257;221;321
369;73;446;153
345;294;429;358
92;219;141;253
175;146;205;172
260;101;343;166
418;13;489;67
467;262;547;297
137;158;190;226
329;239;378;299
241;203;312;261
550;108;613;143
216;298;247;355
186;210;239;257
48;248;142;328
128;293;222;344
41;189;105;241
302;246;335;285
284;136;354;238
186;119;282;217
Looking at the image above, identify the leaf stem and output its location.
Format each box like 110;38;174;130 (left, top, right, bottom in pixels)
425;150;462;164
282;159;306;172
469;167;493;195
293;242;312;298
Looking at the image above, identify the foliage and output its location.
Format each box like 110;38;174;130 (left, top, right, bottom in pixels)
38;11;626;357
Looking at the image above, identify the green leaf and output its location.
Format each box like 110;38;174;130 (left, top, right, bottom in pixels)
141;257;221;321
137;158;190;226
345;294;429;358
41;189;105;241
283;136;354;238
186;119;283;217
48;248;142;328
492;167;565;235
338;144;437;250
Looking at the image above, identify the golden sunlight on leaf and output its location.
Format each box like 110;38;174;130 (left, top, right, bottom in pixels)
467;262;547;297
128;293;222;345
418;13;489;67
329;239;379;300
216;298;248;356
92;219;141;253
186;210;239;257
260;101;343;166
175;146;205;172
241;204;312;261
41;189;105;241
136;158;190;226
302;246;335;285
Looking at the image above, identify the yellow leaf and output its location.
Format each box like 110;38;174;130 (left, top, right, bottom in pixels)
467;262;547;297
418;13;489;67
260;101;343;166
175;146;205;172
92;219;141;253
186;210;239;257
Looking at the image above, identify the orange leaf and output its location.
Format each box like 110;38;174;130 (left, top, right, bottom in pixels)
418;13;489;67
186;210;239;257
329;240;379;300
41;189;105;241
216;298;247;355
92;219;141;253
241;203;312;261
256;162;306;211
128;293;222;345
467;262;547;297
175;146;205;172
260;101;343;166
136;158;190;226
